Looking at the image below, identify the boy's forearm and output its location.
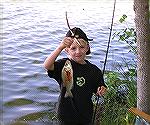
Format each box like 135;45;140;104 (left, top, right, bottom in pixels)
43;46;64;70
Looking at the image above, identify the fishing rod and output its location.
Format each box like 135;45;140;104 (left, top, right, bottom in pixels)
92;0;117;124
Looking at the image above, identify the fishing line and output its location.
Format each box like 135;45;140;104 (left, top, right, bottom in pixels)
92;0;117;124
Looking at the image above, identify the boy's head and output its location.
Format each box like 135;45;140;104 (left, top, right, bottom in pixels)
66;27;92;55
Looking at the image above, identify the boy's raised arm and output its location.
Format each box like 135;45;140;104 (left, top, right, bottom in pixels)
43;37;73;70
43;46;64;70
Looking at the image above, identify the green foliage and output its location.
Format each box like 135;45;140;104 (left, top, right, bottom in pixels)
93;69;137;125
113;15;137;54
100;70;137;125
93;14;137;125
119;14;127;23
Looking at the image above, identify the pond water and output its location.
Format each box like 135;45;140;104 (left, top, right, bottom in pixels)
1;0;135;124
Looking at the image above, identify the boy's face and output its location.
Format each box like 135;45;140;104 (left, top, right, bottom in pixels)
65;38;89;64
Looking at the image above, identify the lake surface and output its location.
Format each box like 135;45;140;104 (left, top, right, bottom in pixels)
1;0;135;124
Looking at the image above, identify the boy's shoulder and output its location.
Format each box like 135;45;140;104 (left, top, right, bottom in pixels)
85;60;101;70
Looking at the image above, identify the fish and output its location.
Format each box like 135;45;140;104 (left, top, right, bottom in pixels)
61;60;73;98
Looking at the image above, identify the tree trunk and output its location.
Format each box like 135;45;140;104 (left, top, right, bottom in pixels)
134;0;150;115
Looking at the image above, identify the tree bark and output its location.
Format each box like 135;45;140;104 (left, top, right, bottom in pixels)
134;0;150;114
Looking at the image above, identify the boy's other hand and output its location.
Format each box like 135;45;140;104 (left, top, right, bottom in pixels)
97;86;107;96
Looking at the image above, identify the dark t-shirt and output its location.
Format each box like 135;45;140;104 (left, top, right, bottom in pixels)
47;58;106;123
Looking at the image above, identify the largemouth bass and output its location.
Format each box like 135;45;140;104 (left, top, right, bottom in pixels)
61;60;73;98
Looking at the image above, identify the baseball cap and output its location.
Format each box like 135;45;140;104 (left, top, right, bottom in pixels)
66;27;92;55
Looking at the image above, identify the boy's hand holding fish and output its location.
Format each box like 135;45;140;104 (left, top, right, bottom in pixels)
43;37;74;71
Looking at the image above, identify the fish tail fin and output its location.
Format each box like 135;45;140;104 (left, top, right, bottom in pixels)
65;91;73;98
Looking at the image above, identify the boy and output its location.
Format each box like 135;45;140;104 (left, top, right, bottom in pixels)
44;27;107;125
